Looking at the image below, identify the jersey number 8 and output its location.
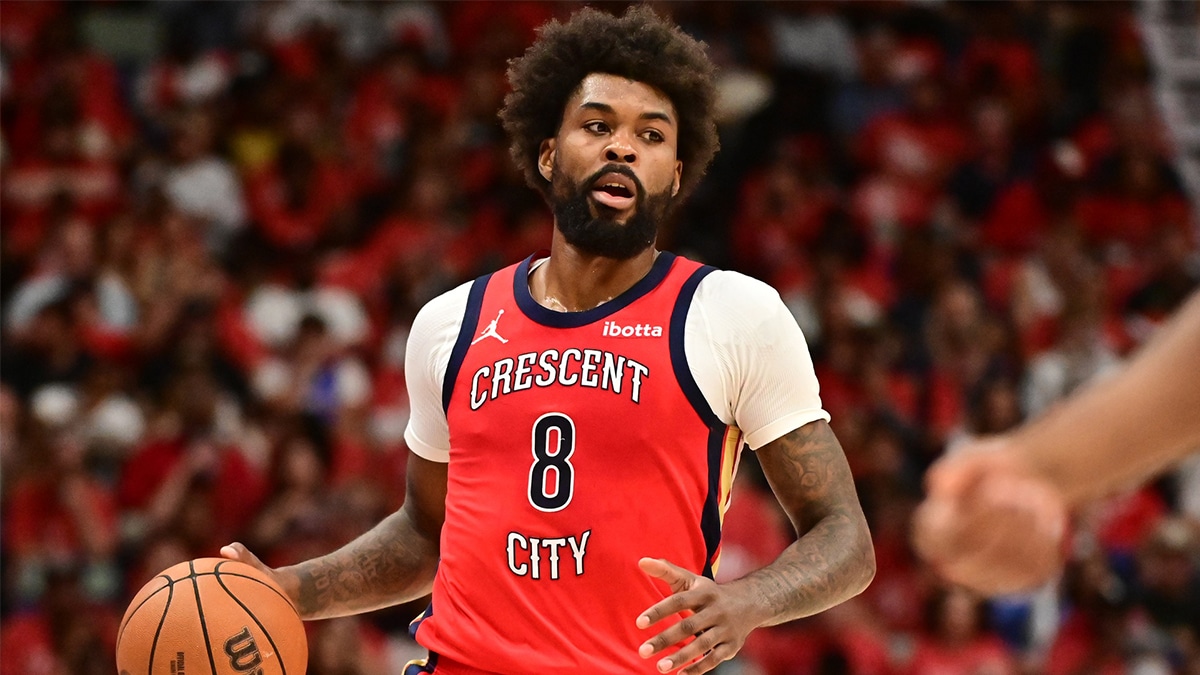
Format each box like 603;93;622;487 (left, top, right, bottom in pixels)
528;412;575;512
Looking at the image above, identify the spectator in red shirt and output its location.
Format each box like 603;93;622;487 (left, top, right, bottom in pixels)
0;564;119;675
342;44;456;192
247;426;337;568
245;141;356;253
948;99;1034;250
117;368;266;554
4;429;118;607
6;13;132;163
857;74;969;189
730;139;839;281
3;89;123;255
906;587;1017;675
1080;149;1194;252
1044;554;1133;675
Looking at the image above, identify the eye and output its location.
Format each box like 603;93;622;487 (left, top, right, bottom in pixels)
584;121;609;135
642;129;665;143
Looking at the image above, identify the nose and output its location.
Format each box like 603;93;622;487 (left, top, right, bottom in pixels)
604;135;637;164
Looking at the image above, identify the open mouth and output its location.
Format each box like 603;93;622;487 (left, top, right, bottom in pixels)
590;172;637;210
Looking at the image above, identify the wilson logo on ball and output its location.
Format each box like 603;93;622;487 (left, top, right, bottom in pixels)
224;627;264;674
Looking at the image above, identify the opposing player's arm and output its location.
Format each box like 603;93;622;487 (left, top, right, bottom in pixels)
912;290;1200;595
743;419;875;623
1012;288;1200;503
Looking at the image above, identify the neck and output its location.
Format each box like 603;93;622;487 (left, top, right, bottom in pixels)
529;229;658;312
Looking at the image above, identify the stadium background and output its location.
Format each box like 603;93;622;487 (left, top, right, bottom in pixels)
1;1;1198;673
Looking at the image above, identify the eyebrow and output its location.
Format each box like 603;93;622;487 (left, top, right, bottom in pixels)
579;101;674;126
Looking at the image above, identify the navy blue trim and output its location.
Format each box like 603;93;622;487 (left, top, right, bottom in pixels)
669;265;720;427
668;264;723;579
403;653;439;674
700;427;725;580
442;274;493;413
406;602;439;675
409;600;434;640
513;251;678;328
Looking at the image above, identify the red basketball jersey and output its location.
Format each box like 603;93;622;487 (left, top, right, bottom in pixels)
412;252;743;674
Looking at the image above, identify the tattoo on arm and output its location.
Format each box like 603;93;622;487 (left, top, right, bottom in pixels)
742;420;875;625
291;509;441;619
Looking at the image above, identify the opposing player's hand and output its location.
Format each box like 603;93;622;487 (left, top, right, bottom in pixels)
911;440;1070;596
220;542;302;612
636;557;764;674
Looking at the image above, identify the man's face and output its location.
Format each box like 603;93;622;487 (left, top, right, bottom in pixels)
538;73;683;259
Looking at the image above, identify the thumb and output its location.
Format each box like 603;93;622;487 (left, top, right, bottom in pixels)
638;557;696;593
911;495;967;565
924;442;1009;500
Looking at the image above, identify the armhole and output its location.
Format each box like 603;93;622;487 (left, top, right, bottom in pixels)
441;273;493;413
669;265;722;428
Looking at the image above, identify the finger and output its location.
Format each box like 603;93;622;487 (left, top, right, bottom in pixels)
639;611;716;658
679;643;733;675
910;496;969;565
930;478;1068;594
924;450;992;499
986;471;1068;544
639;557;697;593
222;543;307;612
220;542;268;572
638;589;705;629
652;629;720;672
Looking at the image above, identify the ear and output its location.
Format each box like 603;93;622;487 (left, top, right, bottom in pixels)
672;160;682;197
538;138;557;183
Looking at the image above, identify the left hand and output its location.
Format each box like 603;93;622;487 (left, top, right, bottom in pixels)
636;557;763;674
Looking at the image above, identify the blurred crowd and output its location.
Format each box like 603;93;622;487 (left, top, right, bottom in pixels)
1;2;1198;674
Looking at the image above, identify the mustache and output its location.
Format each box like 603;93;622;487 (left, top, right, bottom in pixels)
582;164;645;196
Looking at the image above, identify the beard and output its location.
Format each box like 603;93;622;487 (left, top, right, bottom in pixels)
549;164;677;260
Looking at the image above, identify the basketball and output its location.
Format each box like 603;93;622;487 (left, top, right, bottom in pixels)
116;558;308;675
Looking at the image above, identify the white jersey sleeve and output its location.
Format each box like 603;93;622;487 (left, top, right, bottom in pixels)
684;270;829;449
403;265;829;461
403;281;472;463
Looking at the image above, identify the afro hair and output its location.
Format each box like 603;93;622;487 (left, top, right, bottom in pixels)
499;5;719;201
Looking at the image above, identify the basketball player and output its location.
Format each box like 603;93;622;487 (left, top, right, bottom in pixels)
913;290;1200;596
222;7;875;673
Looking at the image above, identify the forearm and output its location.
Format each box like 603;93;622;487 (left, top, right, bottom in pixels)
751;420;876;626
733;512;874;626
276;508;440;620
1014;291;1200;504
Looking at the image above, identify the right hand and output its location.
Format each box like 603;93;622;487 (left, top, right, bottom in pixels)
220;542;303;613
911;439;1071;596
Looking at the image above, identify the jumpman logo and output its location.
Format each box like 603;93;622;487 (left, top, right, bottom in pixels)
472;309;509;345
